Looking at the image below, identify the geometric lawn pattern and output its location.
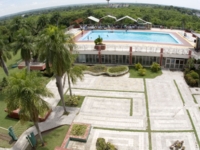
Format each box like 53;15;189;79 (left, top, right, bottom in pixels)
152;132;198;150
146;79;192;130
74;96;147;130
72;75;144;92
68;70;200;149
86;129;149;150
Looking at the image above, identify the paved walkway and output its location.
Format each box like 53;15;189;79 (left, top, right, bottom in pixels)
67;71;200;150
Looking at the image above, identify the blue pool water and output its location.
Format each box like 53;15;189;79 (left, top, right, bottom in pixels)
79;30;181;44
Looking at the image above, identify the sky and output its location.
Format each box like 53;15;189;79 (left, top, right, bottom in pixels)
0;0;200;17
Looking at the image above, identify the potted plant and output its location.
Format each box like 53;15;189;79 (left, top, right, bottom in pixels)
94;36;106;50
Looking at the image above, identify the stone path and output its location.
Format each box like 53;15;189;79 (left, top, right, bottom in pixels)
86;129;149;150
152;132;198;150
71;90;147;130
72;75;144;92
69;71;200;149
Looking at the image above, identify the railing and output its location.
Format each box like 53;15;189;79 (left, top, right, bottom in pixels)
74;44;190;55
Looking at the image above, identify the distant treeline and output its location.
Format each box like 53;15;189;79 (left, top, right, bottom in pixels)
1;4;200;32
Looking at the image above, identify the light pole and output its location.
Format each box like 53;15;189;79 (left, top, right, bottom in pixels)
106;0;110;7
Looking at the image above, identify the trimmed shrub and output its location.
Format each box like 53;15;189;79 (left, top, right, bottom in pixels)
96;138;107;150
134;63;143;70
185;70;199;87
150;62;160;72
76;65;88;71
96;138;117;150
66;95;80;106
106;142;117;150
70;124;87;136
138;68;146;76
108;66;127;73
88;65;107;73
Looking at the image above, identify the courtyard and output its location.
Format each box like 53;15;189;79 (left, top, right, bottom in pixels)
66;70;200;150
1;69;200;150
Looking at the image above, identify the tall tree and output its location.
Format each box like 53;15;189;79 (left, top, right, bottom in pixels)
37;26;76;114
50;12;61;26
3;70;53;146
63;54;84;97
0;35;11;76
12;28;34;72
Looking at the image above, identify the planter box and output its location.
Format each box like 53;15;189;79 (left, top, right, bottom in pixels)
4;108;52;122
55;123;91;150
94;44;106;50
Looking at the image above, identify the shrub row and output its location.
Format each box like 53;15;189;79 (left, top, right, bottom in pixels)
184;70;199;87
134;62;161;76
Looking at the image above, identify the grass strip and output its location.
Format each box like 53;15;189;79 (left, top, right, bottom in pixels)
71;87;144;93
144;79;152;150
174;80;185;105
130;99;133;116
186;110;200;148
151;130;193;132
93;127;146;132
192;94;198;104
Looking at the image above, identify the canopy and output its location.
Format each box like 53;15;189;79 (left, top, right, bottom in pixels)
137;18;152;25
101;15;117;21
116;16;137;22
88;16;100;23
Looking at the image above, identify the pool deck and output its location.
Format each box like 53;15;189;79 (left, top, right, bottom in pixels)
73;28;194;48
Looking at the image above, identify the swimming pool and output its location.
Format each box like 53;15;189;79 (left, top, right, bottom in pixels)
79;30;181;44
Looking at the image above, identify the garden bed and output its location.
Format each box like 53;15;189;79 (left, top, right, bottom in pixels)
55;123;91;150
80;65;129;77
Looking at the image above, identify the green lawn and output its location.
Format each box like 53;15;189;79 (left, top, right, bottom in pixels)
0;92;18;128
129;66;162;78
0;52;21;81
37;125;70;150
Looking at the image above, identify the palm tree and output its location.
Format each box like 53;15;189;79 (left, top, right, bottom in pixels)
63;54;84;97
0;35;11;76
3;70;53;146
37;26;76;114
12;28;34;72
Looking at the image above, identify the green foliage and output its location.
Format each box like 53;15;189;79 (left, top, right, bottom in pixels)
186;58;195;70
88;65;107;73
150;62;161;72
96;138;107;150
0;77;8;89
94;36;103;45
134;63;143;70
185;70;199;87
76;64;88;71
96;138;117;150
108;66;127;73
106;142;117;150
70;124;87;136
65;95;80;106
3;70;53;122
138;68;146;76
